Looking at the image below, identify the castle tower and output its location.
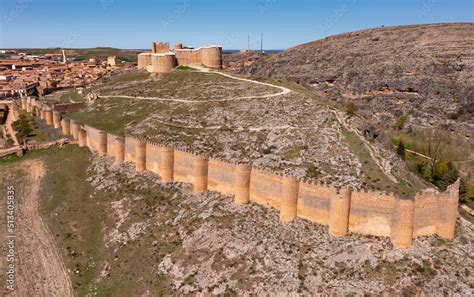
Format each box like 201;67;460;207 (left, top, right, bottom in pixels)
159;147;174;183
137;53;152;70
107;56;117;67
45;108;54;126
52;111;61;129
135;140;147;172
114;136;125;164
329;187;352;236
436;179;459;239
150;54;177;73
234;164;252;205
391;198;415;249
78;129;87;147
26;97;32;113
70;120;80;140
21;97;27;110
61;119;71;136
193;155;209;193
97;131;108;157
201;46;223;69
280;176;300;222
31;99;37;116
174;43;183;50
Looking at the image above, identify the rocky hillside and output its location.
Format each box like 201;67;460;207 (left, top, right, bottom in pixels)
224;23;474;141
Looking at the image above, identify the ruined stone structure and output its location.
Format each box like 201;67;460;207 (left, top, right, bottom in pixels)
107;56;117;67
138;41;223;73
19;102;461;249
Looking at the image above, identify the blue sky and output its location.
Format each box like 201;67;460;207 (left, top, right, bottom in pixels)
0;0;472;49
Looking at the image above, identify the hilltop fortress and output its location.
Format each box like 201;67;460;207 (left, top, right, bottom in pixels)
14;97;460;250
137;41;223;73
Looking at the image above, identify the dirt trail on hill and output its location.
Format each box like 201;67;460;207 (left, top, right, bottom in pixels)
0;160;73;296
5;109;19;146
99;67;292;103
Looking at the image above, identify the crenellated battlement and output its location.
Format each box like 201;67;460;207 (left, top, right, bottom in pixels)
21;100;460;249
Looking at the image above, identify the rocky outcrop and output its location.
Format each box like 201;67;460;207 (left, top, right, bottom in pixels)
224;23;474;140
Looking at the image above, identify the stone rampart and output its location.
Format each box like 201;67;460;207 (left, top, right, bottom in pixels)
173;149;195;184
24;103;461;249
250;168;283;209
208;159;236;196
124;135;138;162
349;190;395;237
297;182;332;226
53;103;85;113
84;125;105;153
145;141;162;173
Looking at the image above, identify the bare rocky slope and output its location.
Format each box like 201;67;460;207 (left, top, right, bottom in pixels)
224;23;474;142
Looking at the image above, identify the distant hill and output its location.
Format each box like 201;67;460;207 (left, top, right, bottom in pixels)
9;47;140;62
224;23;474;137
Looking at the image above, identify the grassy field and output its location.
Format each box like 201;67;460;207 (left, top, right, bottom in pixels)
67;96;167;135
62;67;430;194
0;147;99;294
92;69;281;100
0;146;177;295
340;128;427;196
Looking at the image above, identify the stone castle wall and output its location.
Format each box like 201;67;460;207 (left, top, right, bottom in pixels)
208;159;236;195
21;101;460;249
250;169;283;209
138;42;223;73
53;103;85;113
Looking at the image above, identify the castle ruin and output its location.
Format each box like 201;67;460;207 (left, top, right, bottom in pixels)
138;41;223;73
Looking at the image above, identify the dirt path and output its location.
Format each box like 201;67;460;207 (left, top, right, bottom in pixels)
5;109;20;146
329;108;398;183
99;66;292;103
1;160;73;296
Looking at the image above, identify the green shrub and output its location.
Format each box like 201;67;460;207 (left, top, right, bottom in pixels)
417;163;432;179
395;113;408;130
396;140;406;159
74;55;87;61
118;56;136;63
432;160;459;191
417;160;460;191
459;179;474;208
13;112;36;139
175;65;196;71
306;165;320;178
346;102;357;117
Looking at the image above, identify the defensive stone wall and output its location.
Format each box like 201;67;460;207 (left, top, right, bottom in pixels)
138;53;152;70
250;168;283;209
297;182;333;226
53;103;85;113
149;54;177;73
20;102;460;249
173;149;196;184
349;190;395;237
208;159;236;196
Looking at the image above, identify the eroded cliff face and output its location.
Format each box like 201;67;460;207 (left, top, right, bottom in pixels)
224;23;474;140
